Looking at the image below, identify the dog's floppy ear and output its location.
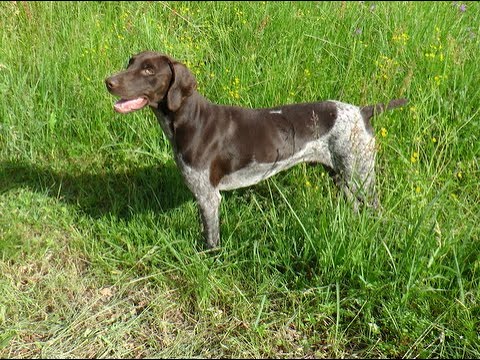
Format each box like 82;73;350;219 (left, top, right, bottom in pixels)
166;60;197;112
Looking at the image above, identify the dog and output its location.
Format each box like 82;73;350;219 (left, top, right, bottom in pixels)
105;50;407;248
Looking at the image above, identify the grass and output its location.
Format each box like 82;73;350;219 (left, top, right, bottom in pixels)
0;1;479;358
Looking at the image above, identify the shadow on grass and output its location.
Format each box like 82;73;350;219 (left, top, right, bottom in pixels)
0;160;193;219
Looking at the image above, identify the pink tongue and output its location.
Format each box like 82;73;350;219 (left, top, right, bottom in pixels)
114;97;148;113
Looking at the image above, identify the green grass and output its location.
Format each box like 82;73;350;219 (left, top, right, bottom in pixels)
1;1;479;358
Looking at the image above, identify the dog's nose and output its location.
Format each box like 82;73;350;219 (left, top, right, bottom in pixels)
105;77;118;90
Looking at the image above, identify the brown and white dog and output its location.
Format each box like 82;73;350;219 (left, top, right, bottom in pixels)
105;51;407;248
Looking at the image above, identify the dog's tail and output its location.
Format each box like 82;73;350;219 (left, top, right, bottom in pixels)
361;98;408;123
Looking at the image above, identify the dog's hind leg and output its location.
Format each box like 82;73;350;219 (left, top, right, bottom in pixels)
331;136;379;211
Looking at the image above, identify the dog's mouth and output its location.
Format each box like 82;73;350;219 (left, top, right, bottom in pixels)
113;97;149;114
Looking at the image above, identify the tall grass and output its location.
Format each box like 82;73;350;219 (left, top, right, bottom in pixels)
1;1;479;358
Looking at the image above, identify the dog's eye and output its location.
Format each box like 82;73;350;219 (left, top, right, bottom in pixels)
143;68;155;75
141;63;154;75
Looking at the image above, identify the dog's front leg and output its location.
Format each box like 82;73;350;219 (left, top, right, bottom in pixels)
196;189;221;249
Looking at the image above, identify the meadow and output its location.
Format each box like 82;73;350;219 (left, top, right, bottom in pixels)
0;1;479;358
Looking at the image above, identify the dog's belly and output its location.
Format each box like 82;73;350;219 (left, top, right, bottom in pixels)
217;138;332;191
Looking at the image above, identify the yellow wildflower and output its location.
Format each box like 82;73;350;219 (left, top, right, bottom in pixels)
411;151;419;163
434;75;447;86
392;32;409;46
409;106;418;120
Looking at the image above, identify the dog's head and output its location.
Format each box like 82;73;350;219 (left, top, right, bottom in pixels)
105;51;197;113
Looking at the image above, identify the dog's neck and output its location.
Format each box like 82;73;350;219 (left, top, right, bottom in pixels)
151;91;209;151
